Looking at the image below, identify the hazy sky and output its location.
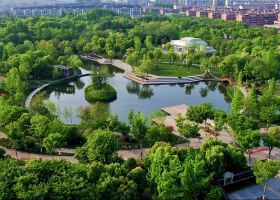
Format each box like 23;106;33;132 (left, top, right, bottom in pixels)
0;0;75;8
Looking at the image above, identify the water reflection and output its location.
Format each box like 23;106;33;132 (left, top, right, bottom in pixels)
185;83;197;95
74;78;85;90
126;82;154;99
45;62;232;123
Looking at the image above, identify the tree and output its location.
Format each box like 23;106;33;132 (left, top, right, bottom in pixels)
5;67;25;104
146;144;212;199
78;103;110;133
253;160;280;200
186;103;214;123
262;127;280;160
153;47;162;62
145;125;177;145
19;62;31;80
107;49;115;61
75;129;120;163
243;87;259;118
0;158;20;199
236;129;260;165
67;55;84;68
205;186;223;200
30;115;50;152
43;133;64;154
176;123;200;145
145;36;153;50
259;106;278;127
138;55;154;76
237;71;243;87
259;78;278;126
43;100;57;116
6;122;25;159
227;113;258;133
125;48;140;68
231;88;244;115
208;54;220;68
127;166;147;192
91;68;109;90
128;110;148;160
214;109;227;131
134;37;142;51
200;138;246;175
167;48;177;63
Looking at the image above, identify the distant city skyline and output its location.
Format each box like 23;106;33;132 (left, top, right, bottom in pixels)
0;0;75;8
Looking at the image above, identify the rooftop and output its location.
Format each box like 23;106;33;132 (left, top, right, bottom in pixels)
170;37;208;47
228;178;280;200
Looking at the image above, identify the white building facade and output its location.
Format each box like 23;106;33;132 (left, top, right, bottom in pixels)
170;37;216;54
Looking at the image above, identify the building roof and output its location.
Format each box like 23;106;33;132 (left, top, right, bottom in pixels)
53;65;72;70
228;178;280;200
170;37;208;47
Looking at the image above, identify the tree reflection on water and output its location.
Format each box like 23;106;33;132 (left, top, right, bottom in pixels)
126;82;154;99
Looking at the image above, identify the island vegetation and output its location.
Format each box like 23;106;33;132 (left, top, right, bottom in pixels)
85;68;117;102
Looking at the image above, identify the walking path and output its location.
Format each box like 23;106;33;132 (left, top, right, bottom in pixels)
3;137;280;164
25;73;91;108
82;54;208;85
1;128;280;164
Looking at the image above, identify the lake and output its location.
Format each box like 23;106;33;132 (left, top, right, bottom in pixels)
45;62;231;124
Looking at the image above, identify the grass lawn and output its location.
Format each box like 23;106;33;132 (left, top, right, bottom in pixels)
150;63;223;77
85;84;117;102
150;63;204;77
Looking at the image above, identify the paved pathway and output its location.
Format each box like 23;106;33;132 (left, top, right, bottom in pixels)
2;132;280;164
25;73;91;108
82;54;208;85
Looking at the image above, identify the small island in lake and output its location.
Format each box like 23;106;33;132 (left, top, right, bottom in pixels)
85;68;117;102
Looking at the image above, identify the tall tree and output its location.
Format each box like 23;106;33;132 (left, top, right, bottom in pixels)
152;48;162;62
145;36;153;50
253;160;280;200
91;68;109;90
231;88;244;115
30;115;50;152
75;129;120;163
43;133;64;154
236;129;260;165
128;110;148;160
262;127;280;160
243;87;259;118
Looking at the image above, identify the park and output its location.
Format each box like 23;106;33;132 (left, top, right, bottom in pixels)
0;8;279;200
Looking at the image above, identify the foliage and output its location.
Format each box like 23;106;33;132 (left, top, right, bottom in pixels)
85;84;117;102
128;110;148;147
145;125;177;145
214;109;227;131
231;88;244;115
227;113;258;133
78;103;110;132
0;157;144;200
75;129;120;164
176;121;200;144
253;160;280;200
91;68;109;90
186;103;215;123
262;127;280;159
